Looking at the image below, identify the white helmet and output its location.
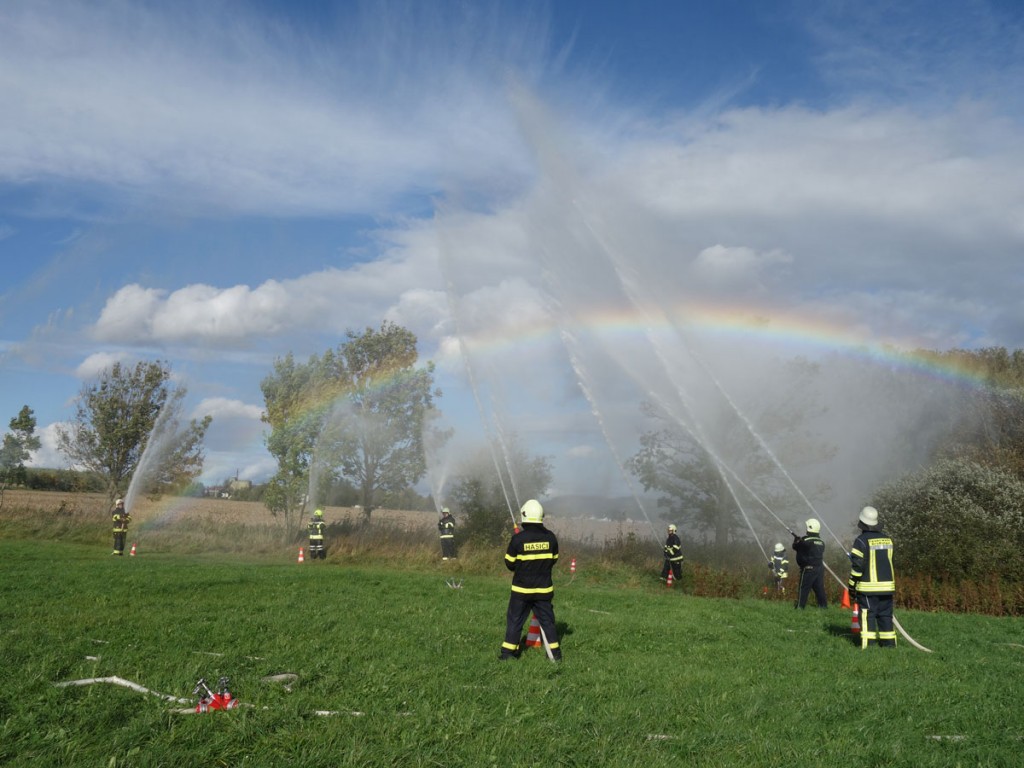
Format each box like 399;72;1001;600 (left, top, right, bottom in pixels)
115;498;124;506
773;542;785;553
859;506;879;527
667;524;677;533
441;507;450;515
520;499;544;523
805;518;820;534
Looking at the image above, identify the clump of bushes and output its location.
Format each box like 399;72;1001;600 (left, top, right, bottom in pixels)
874;459;1024;583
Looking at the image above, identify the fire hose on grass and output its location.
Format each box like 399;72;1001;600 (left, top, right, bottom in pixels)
820;559;932;653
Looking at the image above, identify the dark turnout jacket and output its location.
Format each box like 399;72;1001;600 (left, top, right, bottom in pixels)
848;528;895;595
793;534;825;569
504;523;559;598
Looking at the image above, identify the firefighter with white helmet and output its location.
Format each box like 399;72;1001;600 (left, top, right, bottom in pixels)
499;499;562;662
661;523;684;584
792;518;827;608
768;542;789;593
111;498;131;556
848;506;896;648
438;506;457;560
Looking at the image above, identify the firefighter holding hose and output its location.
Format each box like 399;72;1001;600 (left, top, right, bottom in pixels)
793;518;827;608
499;499;562;662
111;498;131;556
438;506;457;560
661;524;684;584
769;542;789;593
307;509;326;560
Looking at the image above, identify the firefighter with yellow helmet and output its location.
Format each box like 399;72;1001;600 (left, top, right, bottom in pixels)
848;506;896;647
661;523;684;584
498;499;562;662
792;518;827;608
307;509;326;560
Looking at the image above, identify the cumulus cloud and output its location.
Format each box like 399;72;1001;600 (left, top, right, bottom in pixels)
27;422;68;470
74;351;130;379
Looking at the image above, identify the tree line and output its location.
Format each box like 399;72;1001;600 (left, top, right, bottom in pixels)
4;337;1024;581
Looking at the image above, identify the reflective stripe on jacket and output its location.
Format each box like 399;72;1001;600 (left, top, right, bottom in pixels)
505;523;559;596
771;554;789;578
663;533;684;563
848;529;895;594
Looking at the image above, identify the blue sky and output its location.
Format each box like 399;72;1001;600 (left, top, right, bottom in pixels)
2;0;1023;515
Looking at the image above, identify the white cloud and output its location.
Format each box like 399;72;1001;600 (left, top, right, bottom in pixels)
74;351;130;379
0;0;557;217
27;422;69;469
191;398;263;422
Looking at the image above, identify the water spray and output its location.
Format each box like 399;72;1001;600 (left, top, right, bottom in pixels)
558;326;659;541
437;232;520;531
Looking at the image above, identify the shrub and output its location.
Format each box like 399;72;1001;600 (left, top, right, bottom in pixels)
874;458;1024;582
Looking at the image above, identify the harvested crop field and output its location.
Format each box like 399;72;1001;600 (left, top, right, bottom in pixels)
0;489;654;544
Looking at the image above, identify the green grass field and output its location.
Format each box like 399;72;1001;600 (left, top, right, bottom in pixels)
2;538;1023;767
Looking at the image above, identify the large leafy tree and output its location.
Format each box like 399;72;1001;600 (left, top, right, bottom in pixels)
56;361;211;502
0;405;42;507
920;347;1024;481
448;437;552;545
261;321;441;529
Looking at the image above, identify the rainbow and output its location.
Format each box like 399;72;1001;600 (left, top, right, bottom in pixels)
450;299;996;390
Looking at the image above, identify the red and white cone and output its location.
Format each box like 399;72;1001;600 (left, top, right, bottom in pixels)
570;557;577;575
666;570;674;587
851;606;861;635
525;615;543;648
297;547;305;564
129;543;137;557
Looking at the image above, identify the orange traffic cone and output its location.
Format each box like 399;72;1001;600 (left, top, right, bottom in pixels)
570;557;577;575
129;543;137;557
297;547;305;564
841;588;851;608
851;607;861;635
666;570;674;587
525;615;542;648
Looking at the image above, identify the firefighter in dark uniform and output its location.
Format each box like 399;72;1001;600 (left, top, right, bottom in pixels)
793;518;827;608
111;498;130;556
848;505;896;648
660;523;684;583
769;542;789;593
307;509;326;560
499;499;562;662
438;506;457;560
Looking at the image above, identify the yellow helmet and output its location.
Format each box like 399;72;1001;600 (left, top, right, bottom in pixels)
805;518;820;534
520;499;544;523
314;509;323;518
667;524;677;533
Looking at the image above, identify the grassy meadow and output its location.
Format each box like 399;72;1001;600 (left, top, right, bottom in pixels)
2;493;1024;766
